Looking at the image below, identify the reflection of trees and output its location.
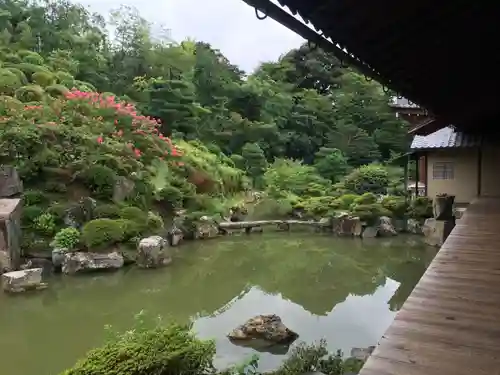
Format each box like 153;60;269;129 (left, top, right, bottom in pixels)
170;233;436;317
384;245;436;311
1;234;436;330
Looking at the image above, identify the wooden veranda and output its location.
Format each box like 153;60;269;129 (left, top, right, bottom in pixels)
360;197;500;375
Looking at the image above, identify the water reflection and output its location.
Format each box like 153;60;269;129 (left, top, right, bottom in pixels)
0;233;435;375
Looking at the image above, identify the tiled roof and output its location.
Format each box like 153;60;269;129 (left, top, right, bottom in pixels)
390;97;420;109
410;126;482;150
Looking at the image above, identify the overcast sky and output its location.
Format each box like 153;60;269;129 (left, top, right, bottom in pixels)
78;0;305;73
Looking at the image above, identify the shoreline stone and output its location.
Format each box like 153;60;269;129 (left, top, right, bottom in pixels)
2;268;47;293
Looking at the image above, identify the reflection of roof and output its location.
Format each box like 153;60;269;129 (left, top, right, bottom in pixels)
410;126;482;150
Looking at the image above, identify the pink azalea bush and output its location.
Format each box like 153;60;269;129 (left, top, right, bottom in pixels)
0;89;184;179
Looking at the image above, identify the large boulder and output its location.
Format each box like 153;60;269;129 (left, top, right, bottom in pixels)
194;216;219;239
332;214;362;236
168;225;184;247
0;165;23;197
2;268;47;293
228;314;298;345
407;218;423;234
378;216;397;237
422;218;455;247
62;251;124;275
137;236;171;268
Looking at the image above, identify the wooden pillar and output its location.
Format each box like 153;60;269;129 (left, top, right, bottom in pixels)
477;146;482;197
415;154;419;197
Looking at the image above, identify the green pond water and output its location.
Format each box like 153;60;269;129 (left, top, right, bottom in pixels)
0;233;436;375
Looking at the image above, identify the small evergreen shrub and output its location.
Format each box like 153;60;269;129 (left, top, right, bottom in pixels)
94;204;121;219
82;219;124;249
120;206;147;223
147;211;164;233
81;165;117;200
23;189;47;206
116;219;142;240
34;213;57;236
51;227;81;249
22;206;44;226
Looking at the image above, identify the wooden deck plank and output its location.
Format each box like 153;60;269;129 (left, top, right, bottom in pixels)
360;197;500;375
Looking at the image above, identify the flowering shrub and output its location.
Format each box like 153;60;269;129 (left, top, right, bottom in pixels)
0;89;184;180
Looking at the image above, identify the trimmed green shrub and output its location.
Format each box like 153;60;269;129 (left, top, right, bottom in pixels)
353;192;377;205
59;321;216;375
22;205;44;226
381;195;408;218
147;211;164;233
116;219;142;240
21;52;44;65
51;227;80;249
5;67;28;84
120;206;147;223
94;204;121;219
342;164;389;195
4;53;22;64
351;203;391;225
46;202;69;223
32;71;55;87
82;219;124;249
81;165;117;200
46;84;69;97
23;189;47;206
34;213;57;236
408;196;433;219
14;84;45;102
0;68;22;95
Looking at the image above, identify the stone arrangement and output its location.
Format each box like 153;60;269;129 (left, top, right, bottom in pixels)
0;165;23;274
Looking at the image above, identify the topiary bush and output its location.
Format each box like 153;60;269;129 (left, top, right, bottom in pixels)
342;164;389;195
119;206;147;223
4;67;28;84
80;165;117;200
351;203;391;225
32;71;55;87
46;84;69;97
82;219;124;249
50;227;81;249
381;195;408;218
408;196;433;219
23;189;47;206
94;204;121;219
336;194;359;210
147;211;164;233
116;219;143;241
14;84;45;102
21;52;44;66
0;68;22;95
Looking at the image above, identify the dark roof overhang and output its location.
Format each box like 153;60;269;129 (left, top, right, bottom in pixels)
239;0;500;133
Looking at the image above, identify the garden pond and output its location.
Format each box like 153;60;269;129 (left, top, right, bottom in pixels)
0;232;436;375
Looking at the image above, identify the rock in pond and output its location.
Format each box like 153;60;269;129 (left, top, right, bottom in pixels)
2;268;47;293
62;251;124;275
137;236;171;268
228;314;299;346
378;216;397;237
350;345;376;361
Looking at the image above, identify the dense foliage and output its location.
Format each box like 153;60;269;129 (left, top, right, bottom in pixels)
61;314;363;375
0;0;421;252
